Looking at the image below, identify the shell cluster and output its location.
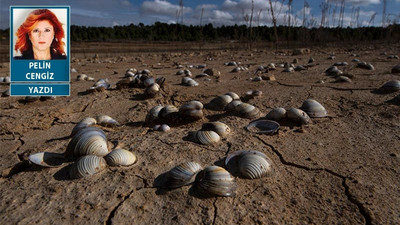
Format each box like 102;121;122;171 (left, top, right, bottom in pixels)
87;79;111;93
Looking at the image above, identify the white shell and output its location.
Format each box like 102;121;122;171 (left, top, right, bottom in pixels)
224;100;243;112
96;115;119;127
104;149;137;166
201;122;230;137
146;105;163;122
299;99;328;118
195;130;221;145
206;95;233;111
195;166;236;197
65;127;109;158
224;92;240;100
265;108;286;121
69;155;107;179
245;120;280;135
179;101;204;120
225;150;273;179
71;117;97;137
286;108;311;125
165;162;202;188
28;152;65;168
234;103;260;119
181;77;198;86
145;83;160;97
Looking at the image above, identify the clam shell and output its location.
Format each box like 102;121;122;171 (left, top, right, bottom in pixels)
144;83;160;97
71;117;97;137
201;122;230;137
181;77;199;86
224;100;243;112
299;99;328;118
69;155;107;179
176;70;184;75
146;105;163;122
245;120;280;135
286;108;311;125
225;150;273;179
195;166;236;197
379;80;400;93
165;162;203;188
206;95;233;111
65;127;109;158
325;66;343;76
160;124;170;132
294;65;306;71
143;77;155;87
104;149;137;166
28;152;65;168
265;108;286;121
77;74;88;81
234;103;260;119
224;92;240;100
335;76;352;83
179;101;204;120
125;70;136;77
195;130;221;145
159;105;179;119
96;115;119;127
245;90;262;97
357;62;374;70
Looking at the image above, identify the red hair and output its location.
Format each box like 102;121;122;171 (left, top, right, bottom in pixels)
15;9;65;56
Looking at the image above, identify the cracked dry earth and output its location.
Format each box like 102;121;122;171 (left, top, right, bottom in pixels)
1;43;399;225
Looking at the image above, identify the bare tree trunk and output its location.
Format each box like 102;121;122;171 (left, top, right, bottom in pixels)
382;0;387;27
268;0;278;51
249;0;254;50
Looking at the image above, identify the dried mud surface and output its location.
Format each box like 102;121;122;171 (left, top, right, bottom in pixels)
0;44;399;225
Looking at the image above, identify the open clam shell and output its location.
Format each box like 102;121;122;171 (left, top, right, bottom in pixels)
194;130;221;145
104;149;137;166
225;150;273;179
28;152;66;168
234;103;260;119
96;115;119;127
206;95;233;111
245;120;280;135
69;155;107;179
265;107;286;121
146;105;163;122
286;108;311;125
165;162;203;189
299;99;328;118
179;101;204;120
201;122;230;137
195;166;236;197
65;127;109;158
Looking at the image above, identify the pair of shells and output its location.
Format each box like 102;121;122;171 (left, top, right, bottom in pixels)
231;66;247;72
325;66;343;76
146;105;179;122
193;122;230;145
71;116;119;137
70;149;137;179
357;62;374;70
176;69;192;76
165;163;236;197
179;101;204;120
266;107;312;125
225;150;274;179
181;77;199;86
206;92;240;111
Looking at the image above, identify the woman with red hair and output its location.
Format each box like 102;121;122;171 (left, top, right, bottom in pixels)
14;9;66;60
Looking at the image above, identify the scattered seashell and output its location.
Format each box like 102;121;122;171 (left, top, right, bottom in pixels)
224;92;240;100
234;103;260;119
195;166;236;197
245;120;280;135
325;66;343;76
179;101;204;120
252;76;262;82
181;77;199;86
224;100;243;112
294;65;306;71
300;99;328;118
65;127;109;158
333;62;348;66
143;77;155;87
225;61;238;66
206;94;233;111
225;150;273;179
194;130;221;145
165;162;202;188
265;108;286;121
335;76;352;83
195;73;209;78
144;83;160;98
357;62;374;70
76;74;88;81
71;68;77;73
104;149;137;166
146;105;163;122
245;90;262;97
96;115;119;127
71;117;97;137
160;124;170;132
286;108;311;125
267;63;276;70
201;122;230;137
378;80;400;93
392;65;400;74
352;58;360;62
69;155;107;179
28;152;66;168
159;105;179;119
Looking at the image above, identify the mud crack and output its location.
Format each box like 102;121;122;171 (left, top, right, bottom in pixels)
212;198;218;225
255;136;372;225
105;189;134;225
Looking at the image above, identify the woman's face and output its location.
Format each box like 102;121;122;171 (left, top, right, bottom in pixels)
29;20;54;52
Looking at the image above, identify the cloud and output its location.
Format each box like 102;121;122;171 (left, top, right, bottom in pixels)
330;0;380;5
141;0;192;17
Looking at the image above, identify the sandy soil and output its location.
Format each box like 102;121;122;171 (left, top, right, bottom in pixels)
0;43;399;225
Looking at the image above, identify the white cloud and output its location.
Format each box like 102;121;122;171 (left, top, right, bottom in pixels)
330;0;380;5
141;0;192;17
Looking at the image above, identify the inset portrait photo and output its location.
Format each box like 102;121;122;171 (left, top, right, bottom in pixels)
12;8;68;60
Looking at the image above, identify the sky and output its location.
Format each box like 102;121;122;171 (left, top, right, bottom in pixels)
0;0;399;29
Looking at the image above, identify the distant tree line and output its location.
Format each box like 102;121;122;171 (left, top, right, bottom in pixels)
1;22;399;43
